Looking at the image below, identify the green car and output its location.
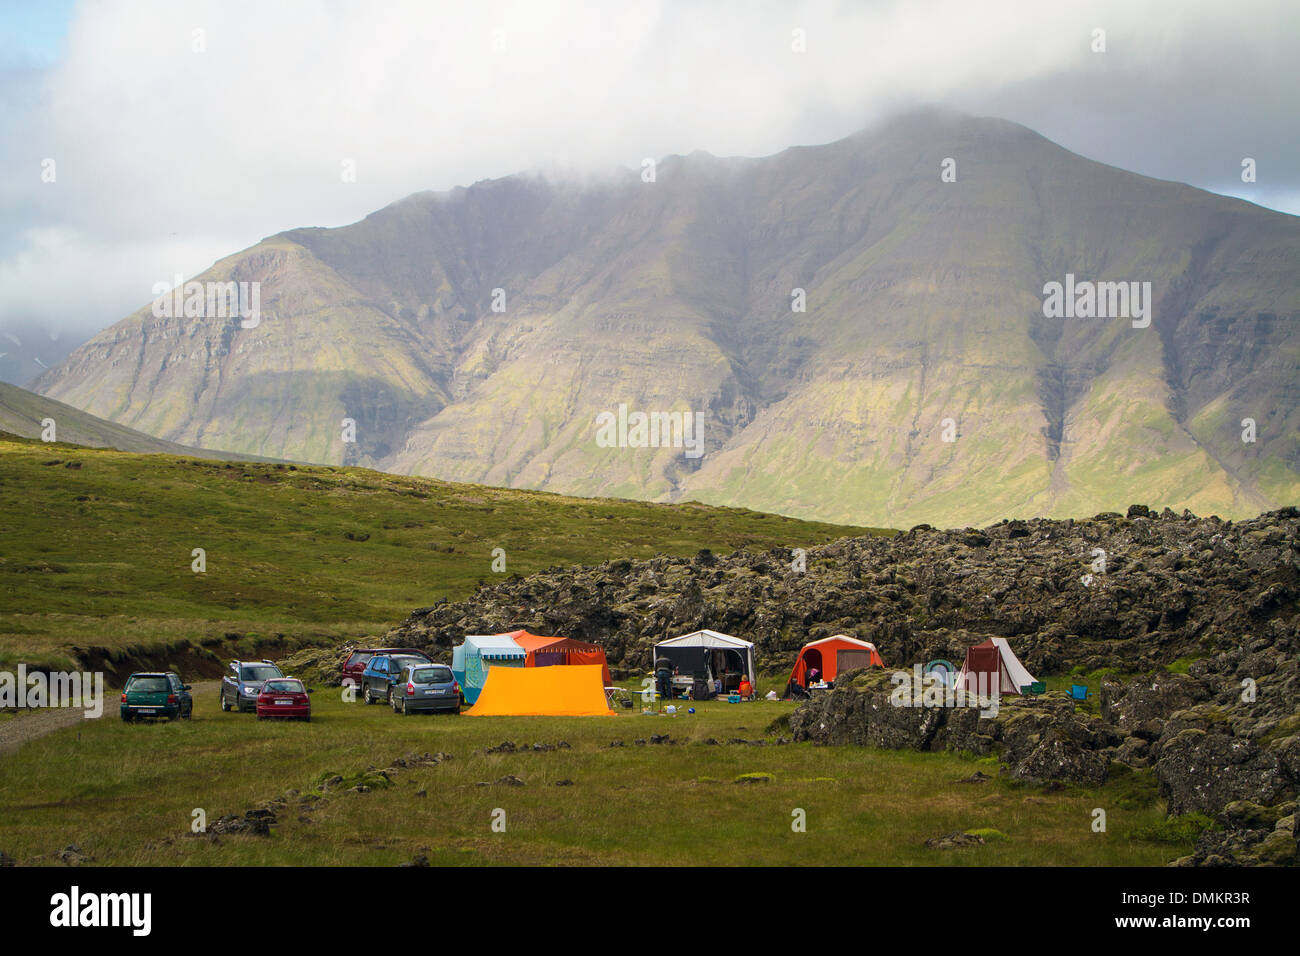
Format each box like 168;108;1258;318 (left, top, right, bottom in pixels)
120;672;194;721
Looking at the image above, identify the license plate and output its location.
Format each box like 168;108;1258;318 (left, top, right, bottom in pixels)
138;709;155;715
276;699;293;705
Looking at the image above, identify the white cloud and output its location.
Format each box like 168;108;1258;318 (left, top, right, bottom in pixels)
2;0;1297;337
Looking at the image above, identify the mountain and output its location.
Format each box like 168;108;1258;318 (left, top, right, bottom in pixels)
0;380;259;459
0;321;86;387
32;110;1300;527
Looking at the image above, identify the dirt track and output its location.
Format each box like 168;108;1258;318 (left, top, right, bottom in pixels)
0;681;220;757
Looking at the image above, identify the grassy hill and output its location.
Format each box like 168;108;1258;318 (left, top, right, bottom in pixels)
0;381;259;460
0;434;878;673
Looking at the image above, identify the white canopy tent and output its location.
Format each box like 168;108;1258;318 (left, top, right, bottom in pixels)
653;630;757;692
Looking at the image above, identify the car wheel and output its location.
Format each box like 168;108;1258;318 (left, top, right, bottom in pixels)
121;713;132;723
220;693;230;712
364;685;374;705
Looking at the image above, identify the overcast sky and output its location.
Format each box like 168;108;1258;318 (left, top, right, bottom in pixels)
1;0;1297;350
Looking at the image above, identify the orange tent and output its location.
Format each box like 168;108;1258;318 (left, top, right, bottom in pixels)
786;635;883;692
508;630;612;686
463;663;616;717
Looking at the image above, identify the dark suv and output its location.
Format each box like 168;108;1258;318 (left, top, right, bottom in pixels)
220;659;285;713
341;647;431;689
121;671;193;721
359;653;430;705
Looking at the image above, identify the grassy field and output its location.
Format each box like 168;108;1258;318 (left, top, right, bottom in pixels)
0;684;1188;866
0;435;1191;866
0;434;879;672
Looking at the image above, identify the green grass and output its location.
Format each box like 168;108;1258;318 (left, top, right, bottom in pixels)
0;435;880;671
1163;656;1201;675
0;686;1186;866
1129;813;1219;844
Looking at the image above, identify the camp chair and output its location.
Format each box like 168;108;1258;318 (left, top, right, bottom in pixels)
1069;684;1091;701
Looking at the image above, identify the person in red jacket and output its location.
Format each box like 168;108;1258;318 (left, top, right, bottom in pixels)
739;675;754;700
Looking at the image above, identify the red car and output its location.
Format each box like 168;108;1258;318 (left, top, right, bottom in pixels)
255;678;312;721
340;647;431;689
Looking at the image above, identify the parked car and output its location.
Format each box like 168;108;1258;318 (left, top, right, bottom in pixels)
121;672;193;721
341;647;431;689
359;653;430;705
255;678;312;721
220;660;284;713
390;663;461;715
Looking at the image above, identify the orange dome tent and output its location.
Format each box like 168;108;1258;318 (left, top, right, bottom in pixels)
786;635;883;695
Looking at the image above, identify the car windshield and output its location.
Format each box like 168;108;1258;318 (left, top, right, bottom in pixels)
127;676;169;693
263;680;303;693
413;666;453;684
390;656;424;670
240;665;281;681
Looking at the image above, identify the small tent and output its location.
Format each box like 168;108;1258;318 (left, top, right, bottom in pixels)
653;630;757;695
785;635;883;694
453;634;527;705
955;637;1036;696
464;663;615;716
510;630;613;686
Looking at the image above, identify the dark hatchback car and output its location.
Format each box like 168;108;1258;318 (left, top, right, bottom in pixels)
341;647;431;689
359;653;432;705
390;663;460;715
220;660;285;712
120;672;193;721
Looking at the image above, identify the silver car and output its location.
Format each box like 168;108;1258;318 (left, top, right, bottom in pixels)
220;659;284;713
390;663;460;715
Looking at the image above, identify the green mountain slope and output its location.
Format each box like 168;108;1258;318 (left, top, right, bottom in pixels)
0;381;258;459
32;110;1300;526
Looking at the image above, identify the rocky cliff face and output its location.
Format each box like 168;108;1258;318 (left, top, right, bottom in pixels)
32;110;1300;527
384;505;1299;680
787;661;1300;865
339;504;1299;863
